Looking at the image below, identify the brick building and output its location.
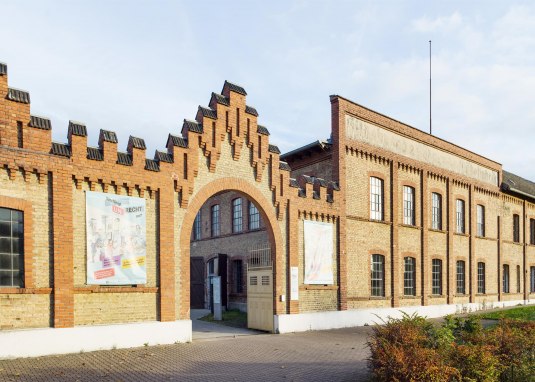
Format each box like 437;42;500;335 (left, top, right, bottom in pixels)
0;61;533;358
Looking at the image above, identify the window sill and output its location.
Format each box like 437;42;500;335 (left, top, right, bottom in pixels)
454;294;469;297
399;224;421;230
428;295;446;298
428;228;446;234
0;287;52;294
453;232;469;237
401;295;420;299
74;286;158;294
476;236;498;242
300;285;338;291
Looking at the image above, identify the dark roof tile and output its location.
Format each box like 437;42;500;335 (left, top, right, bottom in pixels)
245;105;258;116
298;188;306;198
129;136;146;150
29;115;51;130
183;119;203;134
145;159;160;172
326;194;334;203
314;177;328;188
7;87;30;104
223;81;247;96
155;150;173;163
211;92;230;106
100;129;118;143
69;120;87;137
289;178;299;188
0;62;6;76
502;170;535;199
167;134;188;148
198;106;217;119
117;152;132;166
279;161;291;171
87;147;103;161
268;144;281;154
50;142;71;157
257;125;270;135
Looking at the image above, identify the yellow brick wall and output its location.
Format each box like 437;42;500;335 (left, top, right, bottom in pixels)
0;294;51;329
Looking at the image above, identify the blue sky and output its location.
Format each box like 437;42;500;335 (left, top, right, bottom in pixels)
2;1;535;179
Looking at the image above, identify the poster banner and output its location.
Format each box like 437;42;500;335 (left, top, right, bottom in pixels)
86;191;147;285
304;220;334;285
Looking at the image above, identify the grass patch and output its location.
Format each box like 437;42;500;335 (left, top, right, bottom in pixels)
199;309;247;328
477;305;535;321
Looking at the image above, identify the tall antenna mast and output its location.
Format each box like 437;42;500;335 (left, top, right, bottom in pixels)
429;40;432;135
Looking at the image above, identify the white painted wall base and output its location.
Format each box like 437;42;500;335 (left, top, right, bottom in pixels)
274;299;535;334
0;320;192;359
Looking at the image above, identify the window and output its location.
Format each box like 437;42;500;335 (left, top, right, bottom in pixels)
211;205;220;237
232;198;243;233
456;200;465;234
403;257;416;296
0;208;24;287
477;205;485;237
371;254;385;297
517;265;521;293
456;260;465;294
530;219;535;245
531;266;535;293
431;193;442;230
370;177;384;221
403;186;415;225
193;211;201;240
248;202;260;230
477;262;485;294
513;214;520;243
503;264;510;293
432;259;442;295
233;260;243;293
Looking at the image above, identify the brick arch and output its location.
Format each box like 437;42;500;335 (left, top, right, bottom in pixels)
179;177;284;320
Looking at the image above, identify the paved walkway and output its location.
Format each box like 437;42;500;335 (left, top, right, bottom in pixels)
0;325;372;381
191;309;263;341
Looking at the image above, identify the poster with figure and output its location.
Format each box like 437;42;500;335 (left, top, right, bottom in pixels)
304;220;334;284
86;191;147;285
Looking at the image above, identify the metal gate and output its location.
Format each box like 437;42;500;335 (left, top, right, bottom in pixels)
247;244;273;332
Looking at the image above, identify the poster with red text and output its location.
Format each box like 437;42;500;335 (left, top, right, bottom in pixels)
86;191;147;285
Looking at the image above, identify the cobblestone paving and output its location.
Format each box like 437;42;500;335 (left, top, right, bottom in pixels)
0;327;371;382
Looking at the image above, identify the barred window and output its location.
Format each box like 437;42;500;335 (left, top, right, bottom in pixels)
531;266;535;293
193;211;201;241
477;262;485;294
232;198;243;233
370;177;384;221
530;219;535;245
456;200;465;234
477;205;485;237
0;208;24;287
248;202;260;230
503;264;510;293
211;205;220;237
513;214;520;243
403;186;415;226
456;260;465;294
517;265;521;293
371;254;385;297
403;257;416;296
432;259;442;295
431;193;442;230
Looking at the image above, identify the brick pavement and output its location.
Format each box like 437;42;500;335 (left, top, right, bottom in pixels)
0;327;371;382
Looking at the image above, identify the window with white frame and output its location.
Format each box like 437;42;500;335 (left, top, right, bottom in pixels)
370;177;384;221
232;198;243;233
456;260;465;294
456;199;465;234
477;262;485;294
403;186;415;226
503;264;510;293
432;259;442;295
211;205;220;237
0;208;24;287
248;202;260;230
477;205;485;237
193;211;201;241
431;193;442;230
371;254;385;297
403;257;416;296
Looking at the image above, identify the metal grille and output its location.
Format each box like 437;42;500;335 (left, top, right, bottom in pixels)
432;259;442;295
248;244;271;269
403;186;415;226
232;198;243;233
503;264;510;293
456;260;465;294
370;177;383;221
403;257;416;296
248;202;260;230
261;275;270;286
371;254;385;297
456;200;465;234
431;193;442;230
477;205;485;237
477;262;485;294
0;208;24;287
250;276;258;286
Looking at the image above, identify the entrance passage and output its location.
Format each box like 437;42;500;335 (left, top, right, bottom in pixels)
247;244;274;332
190;257;204;309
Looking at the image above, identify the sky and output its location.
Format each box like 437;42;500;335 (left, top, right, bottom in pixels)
2;0;535;179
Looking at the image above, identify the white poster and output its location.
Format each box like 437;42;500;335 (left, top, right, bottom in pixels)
86;191;147;285
304;220;334;285
291;266;299;300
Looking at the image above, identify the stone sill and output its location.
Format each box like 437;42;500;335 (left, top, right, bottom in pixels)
300;285;338;291
74;286;159;294
346;296;390;301
475;236;498;242
453;232;469;238
399;224;421;230
0;287;52;294
401;295;420;299
428;295;446;298
428;228;446;234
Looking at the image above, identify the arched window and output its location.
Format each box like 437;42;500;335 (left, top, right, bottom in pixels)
248;202;260;230
0;208;24;287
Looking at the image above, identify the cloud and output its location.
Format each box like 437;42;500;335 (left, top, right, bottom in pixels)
412;12;463;33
